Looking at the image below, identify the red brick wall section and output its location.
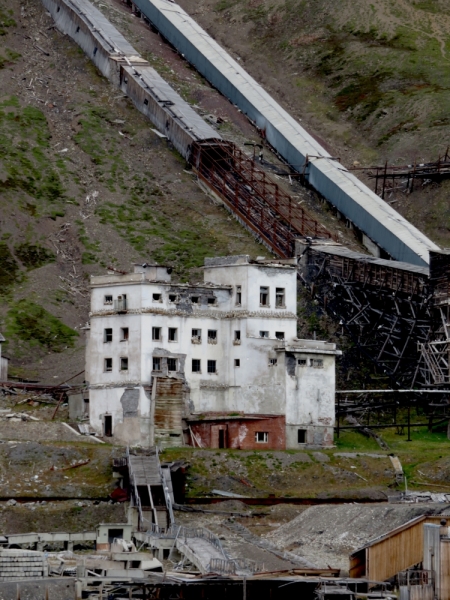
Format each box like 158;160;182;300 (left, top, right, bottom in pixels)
190;416;285;450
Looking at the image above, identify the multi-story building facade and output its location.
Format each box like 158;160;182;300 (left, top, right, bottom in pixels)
85;255;341;448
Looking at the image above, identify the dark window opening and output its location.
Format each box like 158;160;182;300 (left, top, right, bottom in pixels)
152;327;161;341
168;327;178;341
207;360;217;374
167;358;177;372
120;357;128;371
192;328;201;342
311;359;324;368
207;297;216;305
104;328;113;343
76;26;80;33
208;330;217;343
153;357;161;371
192;359;201;373
234;359;240;367
260;286;269;306
93;47;98;56
104;358;113;372
236;285;242;305
104;295;113;305
107;527;123;543
269;358;278;366
191;296;199;304
276;287;285;307
121;327;129;341
152;293;162;302
275;331;285;340
56;6;60;12
234;330;241;341
104;415;112;437
144;99;149;105
298;359;307;366
298;429;307;444
169;294;178;303
255;432;268;443
259;331;269;338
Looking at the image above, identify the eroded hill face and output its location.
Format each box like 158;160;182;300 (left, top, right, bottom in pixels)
176;0;450;247
0;0;264;381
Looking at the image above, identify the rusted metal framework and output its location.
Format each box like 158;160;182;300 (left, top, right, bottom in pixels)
190;140;335;258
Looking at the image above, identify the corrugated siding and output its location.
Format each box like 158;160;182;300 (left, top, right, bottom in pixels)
132;0;441;267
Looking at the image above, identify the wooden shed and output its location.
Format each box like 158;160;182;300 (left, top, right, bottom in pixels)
350;515;445;583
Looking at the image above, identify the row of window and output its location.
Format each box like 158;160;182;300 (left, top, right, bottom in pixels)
254;429;307;444
103;286;287;308
103;327;288;343
103;356;323;372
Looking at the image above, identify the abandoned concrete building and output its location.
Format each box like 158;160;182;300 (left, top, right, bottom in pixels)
85;256;341;448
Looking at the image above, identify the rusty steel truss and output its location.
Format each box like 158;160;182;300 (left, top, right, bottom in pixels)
190;140;335;258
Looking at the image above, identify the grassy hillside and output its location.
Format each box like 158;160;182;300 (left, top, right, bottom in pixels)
178;0;450;247
0;0;264;381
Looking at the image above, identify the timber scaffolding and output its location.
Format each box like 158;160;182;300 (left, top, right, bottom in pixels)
297;241;450;418
356;148;450;199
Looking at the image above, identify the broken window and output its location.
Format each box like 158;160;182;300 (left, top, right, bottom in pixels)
152;293;162;302
275;332;285;340
168;294;178;303
260;286;269;306
269;358;278;366
297;429;307;444
207;360;217;374
104;358;113;372
104;328;113;343
120;327;129;341
275;288;285;307
255;432;268;443
208;330;217;343
168;327;178;342
152;327;161;341
104;295;113;305
153;357;161;371
192;359;201;373
191;329;202;342
310;359;323;368
259;331;269;338
234;330;241;341
236;285;242;305
120;357;128;371
298;359;307;366
191;296;199;304
234;359;240;367
207;297;216;305
167;358;177;372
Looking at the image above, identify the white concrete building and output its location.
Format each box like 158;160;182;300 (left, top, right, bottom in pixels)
85;256;341;448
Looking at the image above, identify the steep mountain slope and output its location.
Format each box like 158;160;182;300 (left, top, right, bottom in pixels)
176;0;450;247
0;0;264;381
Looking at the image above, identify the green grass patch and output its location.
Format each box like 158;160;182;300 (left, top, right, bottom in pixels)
15;242;55;269
5;299;78;353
